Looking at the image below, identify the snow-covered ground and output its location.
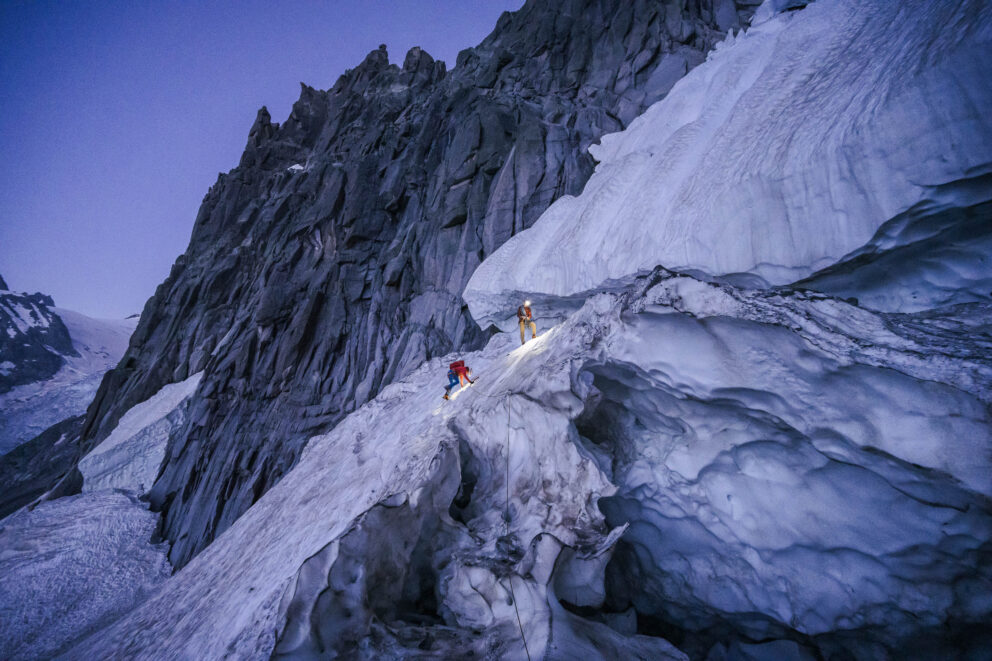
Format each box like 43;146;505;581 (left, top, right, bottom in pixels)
0;492;170;660
465;0;992;325
41;268;991;660
59;313;683;659
0;309;136;455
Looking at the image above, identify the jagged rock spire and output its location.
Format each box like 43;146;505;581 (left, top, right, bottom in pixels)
247;106;275;144
241;106;279;168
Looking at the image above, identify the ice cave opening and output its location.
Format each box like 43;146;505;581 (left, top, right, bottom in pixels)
568;350;992;661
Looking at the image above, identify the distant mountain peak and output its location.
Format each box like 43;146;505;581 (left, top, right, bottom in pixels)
0;287;77;393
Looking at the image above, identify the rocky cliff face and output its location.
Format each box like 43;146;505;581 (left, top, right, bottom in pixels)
0;278;77;394
79;0;752;568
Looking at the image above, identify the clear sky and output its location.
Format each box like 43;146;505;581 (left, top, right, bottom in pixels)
0;0;524;318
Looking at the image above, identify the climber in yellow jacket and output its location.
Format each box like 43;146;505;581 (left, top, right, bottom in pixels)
517;301;537;345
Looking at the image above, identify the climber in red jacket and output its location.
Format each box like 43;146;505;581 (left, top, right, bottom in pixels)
443;360;475;399
450;360;474;386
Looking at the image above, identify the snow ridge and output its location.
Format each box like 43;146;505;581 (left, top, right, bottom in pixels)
79;371;203;494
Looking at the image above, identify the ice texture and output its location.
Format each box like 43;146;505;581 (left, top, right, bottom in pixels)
58;270;992;659
79;371;203;494
0;492;170;660
0;309;136;455
464;0;992;325
797;190;992;312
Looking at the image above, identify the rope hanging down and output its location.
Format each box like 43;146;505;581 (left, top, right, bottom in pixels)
505;397;532;661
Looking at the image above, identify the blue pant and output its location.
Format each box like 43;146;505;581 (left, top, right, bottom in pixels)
445;374;459;394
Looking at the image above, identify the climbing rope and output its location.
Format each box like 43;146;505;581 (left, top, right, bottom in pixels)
505;397;511;526
504;396;532;661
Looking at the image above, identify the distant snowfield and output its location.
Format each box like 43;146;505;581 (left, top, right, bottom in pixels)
0;309;136;455
465;0;992;324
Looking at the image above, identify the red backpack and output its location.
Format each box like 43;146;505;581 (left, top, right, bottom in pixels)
449;360;465;371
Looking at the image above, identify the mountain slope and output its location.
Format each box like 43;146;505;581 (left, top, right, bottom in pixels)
0;307;136;456
5;1;991;659
76;0;752;568
0;305;137;518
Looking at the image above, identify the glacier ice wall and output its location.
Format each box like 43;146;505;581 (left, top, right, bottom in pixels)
59;270;992;660
582;273;992;658
465;0;992;324
796;188;992;312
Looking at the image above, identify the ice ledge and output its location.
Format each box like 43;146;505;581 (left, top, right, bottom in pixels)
80;371;203;494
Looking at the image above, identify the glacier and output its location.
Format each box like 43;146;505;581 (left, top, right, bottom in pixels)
464;0;992;325
0;492;170;660
0;308;137;456
46;268;992;660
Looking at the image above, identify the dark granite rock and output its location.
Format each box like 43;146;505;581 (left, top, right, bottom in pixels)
0;415;84;520
79;0;752;568
0;284;77;394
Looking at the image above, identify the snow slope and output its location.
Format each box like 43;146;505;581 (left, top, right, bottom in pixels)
79;371;203;494
62;311;685;660
0;309;136;455
464;0;992;325
56;270;992;660
0;492;170;660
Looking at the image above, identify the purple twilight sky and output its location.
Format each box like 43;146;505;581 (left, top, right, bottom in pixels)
0;0;524;318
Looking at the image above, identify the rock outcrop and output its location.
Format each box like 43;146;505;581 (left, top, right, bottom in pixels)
0;415;84;519
0;279;76;394
79;0;753;567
